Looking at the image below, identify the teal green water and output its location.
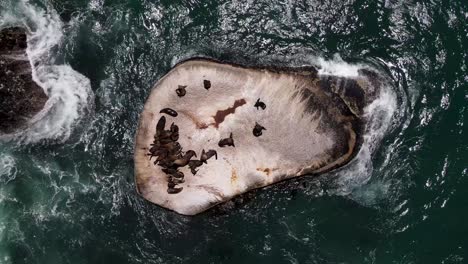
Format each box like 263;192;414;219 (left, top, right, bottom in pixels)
0;0;467;263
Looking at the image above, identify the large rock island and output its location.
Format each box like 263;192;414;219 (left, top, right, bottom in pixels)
134;58;382;215
0;27;48;134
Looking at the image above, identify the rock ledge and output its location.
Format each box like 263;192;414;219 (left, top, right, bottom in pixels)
134;58;380;215
0;27;48;134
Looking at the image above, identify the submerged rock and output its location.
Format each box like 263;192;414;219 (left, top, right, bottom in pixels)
134;58;382;215
0;27;48;134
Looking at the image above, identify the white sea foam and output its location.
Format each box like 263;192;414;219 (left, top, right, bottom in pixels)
330;67;399;201
340;87;397;185
315;56;362;77
0;0;93;143
0;154;16;184
296;56;401;202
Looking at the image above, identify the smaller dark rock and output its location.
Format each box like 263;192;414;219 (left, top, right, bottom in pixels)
0;27;48;133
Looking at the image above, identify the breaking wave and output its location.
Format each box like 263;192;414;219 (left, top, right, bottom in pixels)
312;57;404;206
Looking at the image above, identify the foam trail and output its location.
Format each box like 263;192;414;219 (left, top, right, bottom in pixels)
0;154;16;184
338;87;397;190
0;1;93;143
315;56;362;77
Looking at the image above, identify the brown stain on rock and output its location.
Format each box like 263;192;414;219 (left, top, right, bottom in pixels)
179;99;246;130
231;169;238;185
256;167;278;176
257;168;271;176
212;99;246;128
180;110;210;129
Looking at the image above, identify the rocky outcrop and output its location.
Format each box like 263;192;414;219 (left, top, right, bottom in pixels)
0;27;48;134
134;58;382;215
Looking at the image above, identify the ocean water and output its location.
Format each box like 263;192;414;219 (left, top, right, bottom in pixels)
0;0;467;263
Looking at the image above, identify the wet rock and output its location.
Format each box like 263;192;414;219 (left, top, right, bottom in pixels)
0;27;48;134
134;58;382;215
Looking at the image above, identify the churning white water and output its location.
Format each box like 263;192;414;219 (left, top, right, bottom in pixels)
315;56;363;77
312;57;400;200
0;0;93;143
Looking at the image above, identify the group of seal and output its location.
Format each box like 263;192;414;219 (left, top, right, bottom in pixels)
148;109;220;194
148;82;271;194
147;79;225;194
147;112;186;194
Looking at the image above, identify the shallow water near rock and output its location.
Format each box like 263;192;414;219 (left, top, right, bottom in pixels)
0;0;467;263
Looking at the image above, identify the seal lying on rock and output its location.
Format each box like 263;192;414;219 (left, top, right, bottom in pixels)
218;133;235;148
0;27;48;134
134;58;381;215
176;85;186;97
254;98;266;110
253;122;266;137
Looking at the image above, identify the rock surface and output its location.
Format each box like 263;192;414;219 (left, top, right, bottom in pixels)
134;58;381;215
0;27;48;134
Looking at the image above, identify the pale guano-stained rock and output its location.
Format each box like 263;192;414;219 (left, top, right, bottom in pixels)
134;58;381;215
0;27;48;134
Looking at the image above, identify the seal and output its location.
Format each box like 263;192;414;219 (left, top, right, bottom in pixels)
203;80;211;90
188;160;204;175
254;98;266;110
200;149;218;164
176;85;187;97
155;116;166;135
218;133;235;147
172;150;197;167
167;186;183;194
253;122;266;137
160;108;178;117
163;168;184;179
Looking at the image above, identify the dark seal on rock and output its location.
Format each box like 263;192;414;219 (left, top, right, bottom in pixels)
0;27;48;134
